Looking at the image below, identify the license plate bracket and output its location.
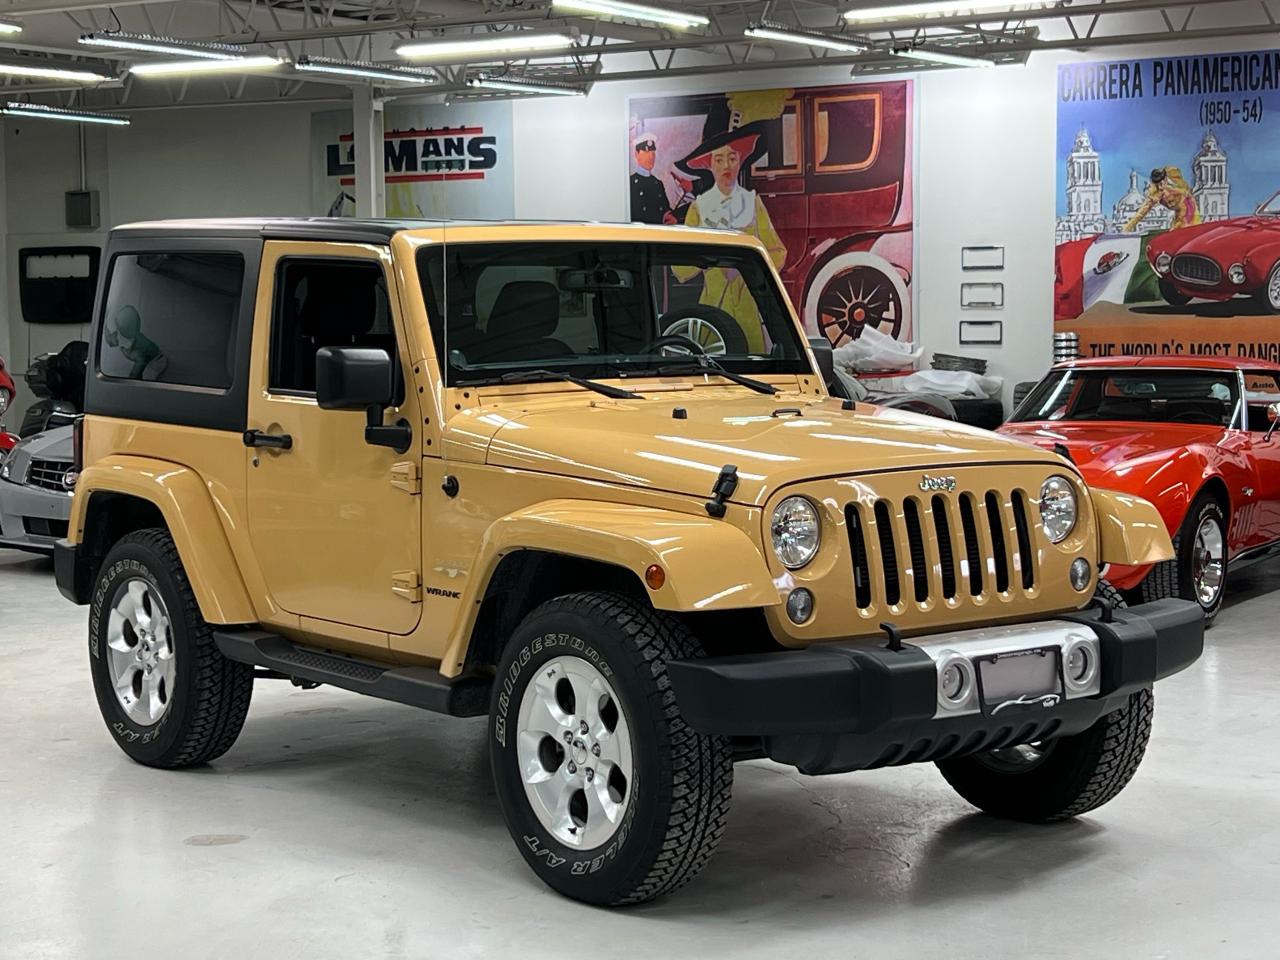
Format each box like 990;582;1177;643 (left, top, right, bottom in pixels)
975;647;1064;717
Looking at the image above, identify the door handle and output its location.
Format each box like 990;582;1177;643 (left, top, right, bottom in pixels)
242;429;293;450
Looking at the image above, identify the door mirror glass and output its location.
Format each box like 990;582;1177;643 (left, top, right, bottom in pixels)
1268;402;1280;423
315;347;393;410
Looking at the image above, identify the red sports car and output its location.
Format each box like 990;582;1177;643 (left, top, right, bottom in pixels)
1001;357;1280;624
0;353;17;455
1147;189;1280;311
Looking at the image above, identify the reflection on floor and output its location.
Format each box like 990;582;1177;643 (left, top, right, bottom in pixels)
1;548;1274;959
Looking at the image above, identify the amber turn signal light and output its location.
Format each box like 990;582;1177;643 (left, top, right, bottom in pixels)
644;564;666;590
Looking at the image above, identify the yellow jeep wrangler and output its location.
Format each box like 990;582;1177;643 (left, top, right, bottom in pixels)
56;218;1203;905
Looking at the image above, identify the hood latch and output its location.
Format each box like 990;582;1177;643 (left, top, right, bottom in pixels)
704;464;739;518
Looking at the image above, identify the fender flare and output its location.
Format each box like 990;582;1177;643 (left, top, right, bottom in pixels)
69;456;256;623
439;499;779;673
1091;488;1176;567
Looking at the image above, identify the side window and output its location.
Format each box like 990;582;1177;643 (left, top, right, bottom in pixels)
270;258;394;394
99;252;244;388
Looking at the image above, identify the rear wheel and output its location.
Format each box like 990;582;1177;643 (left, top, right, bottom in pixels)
489;591;733;906
88;528;253;768
935;582;1153;822
1139;494;1227;626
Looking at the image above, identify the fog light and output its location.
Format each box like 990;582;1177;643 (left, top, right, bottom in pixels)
786;588;814;624
1062;636;1099;691
936;651;973;708
1066;645;1090;683
1229;263;1247;285
1069;557;1091;591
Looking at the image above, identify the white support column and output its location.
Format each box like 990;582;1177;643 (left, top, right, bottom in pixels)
352;86;385;218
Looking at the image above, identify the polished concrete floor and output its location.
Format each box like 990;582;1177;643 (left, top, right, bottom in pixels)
1;549;1275;960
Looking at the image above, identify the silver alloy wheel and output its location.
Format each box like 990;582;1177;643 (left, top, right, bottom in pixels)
1193;514;1226;608
1269;264;1280;310
662;316;728;356
516;655;633;849
105;578;176;727
976;740;1055;773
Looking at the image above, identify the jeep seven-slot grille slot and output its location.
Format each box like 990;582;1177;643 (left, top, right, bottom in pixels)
845;488;1036;610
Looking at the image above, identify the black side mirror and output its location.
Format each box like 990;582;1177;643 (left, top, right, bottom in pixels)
807;336;844;398
316;347;393;410
315;347;411;453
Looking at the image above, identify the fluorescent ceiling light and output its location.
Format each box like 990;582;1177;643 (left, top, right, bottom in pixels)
129;55;284;77
0;20;22;35
744;22;865;53
551;0;708;28
79;31;246;60
2;101;129;126
396;32;576;61
0;61;114;83
466;74;586;97
295;55;435;84
846;1;1041;22
892;45;995;67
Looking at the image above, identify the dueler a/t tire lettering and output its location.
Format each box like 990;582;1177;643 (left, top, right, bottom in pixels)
489;591;733;906
88;528;253;768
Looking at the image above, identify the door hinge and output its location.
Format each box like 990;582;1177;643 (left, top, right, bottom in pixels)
390;460;421;495
391;570;422;602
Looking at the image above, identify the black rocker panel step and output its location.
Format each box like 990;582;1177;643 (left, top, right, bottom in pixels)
213;629;490;717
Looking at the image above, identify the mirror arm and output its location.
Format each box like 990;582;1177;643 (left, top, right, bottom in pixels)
364;402;412;454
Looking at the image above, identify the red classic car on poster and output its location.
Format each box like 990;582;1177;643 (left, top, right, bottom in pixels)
1147;189;1280;310
1001;357;1280;624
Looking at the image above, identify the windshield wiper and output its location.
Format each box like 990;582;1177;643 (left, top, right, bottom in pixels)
624;356;778;395
456;369;641;400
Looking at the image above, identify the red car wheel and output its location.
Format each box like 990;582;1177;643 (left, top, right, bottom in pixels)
807;252;907;347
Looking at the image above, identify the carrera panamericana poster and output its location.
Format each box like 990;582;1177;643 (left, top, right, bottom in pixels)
1056;50;1280;362
627;80;914;347
311;101;514;220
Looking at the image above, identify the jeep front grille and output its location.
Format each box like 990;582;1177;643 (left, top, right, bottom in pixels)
845;488;1037;611
1171;254;1221;286
25;458;72;492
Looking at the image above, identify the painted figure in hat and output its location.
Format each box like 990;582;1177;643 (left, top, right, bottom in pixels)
1123;166;1200;232
630;131;676;225
674;115;786;351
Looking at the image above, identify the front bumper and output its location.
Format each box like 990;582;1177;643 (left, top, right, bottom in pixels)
668;599;1202;774
0;479;71;555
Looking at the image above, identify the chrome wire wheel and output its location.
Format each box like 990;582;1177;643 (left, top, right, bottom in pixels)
975;740;1056;773
1268;264;1280;310
516;655;633;850
1193;515;1226;608
105;578;176;727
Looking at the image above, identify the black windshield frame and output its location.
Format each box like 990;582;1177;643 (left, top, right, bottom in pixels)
417;240;812;388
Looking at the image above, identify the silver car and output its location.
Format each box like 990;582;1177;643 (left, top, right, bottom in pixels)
0;425;74;555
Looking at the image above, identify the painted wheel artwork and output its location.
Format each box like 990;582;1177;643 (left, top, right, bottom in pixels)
805;251;909;347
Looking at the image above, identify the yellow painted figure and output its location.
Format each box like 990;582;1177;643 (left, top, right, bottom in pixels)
1124;166;1201;232
678;137;787;351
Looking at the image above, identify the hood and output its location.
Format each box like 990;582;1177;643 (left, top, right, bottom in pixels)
479;393;1060;506
999;421;1221;481
10;424;73;461
1160;216;1280;257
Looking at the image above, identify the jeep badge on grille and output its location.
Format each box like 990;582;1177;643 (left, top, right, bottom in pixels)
919;474;957;492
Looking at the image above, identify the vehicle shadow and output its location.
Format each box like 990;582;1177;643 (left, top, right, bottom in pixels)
1128;300;1272;318
146;694;1111;919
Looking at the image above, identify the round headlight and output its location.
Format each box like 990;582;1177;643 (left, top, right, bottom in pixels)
771;496;821;569
1040;475;1078;544
1229;263;1247;285
1155;252;1172;274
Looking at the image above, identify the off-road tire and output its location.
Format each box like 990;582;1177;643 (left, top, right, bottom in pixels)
1138;494;1227;626
88;528;253;768
936;580;1152;822
489;591;733;906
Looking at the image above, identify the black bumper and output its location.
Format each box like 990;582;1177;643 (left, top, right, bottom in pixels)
54;538;93;605
667;598;1203;775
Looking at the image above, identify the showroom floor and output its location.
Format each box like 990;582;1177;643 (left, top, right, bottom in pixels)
0;550;1273;960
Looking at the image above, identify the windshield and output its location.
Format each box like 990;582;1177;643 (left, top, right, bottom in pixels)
418;241;811;386
1258;189;1280;216
1011;368;1242;428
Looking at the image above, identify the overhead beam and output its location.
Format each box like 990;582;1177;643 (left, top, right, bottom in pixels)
0;0;187;14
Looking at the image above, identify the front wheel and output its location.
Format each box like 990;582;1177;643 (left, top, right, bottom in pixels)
1158;277;1193;307
489;592;733;906
1139;494;1228;626
1255;262;1280;312
936;687;1154;822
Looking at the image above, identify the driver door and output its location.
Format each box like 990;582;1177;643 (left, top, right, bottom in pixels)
245;242;423;642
